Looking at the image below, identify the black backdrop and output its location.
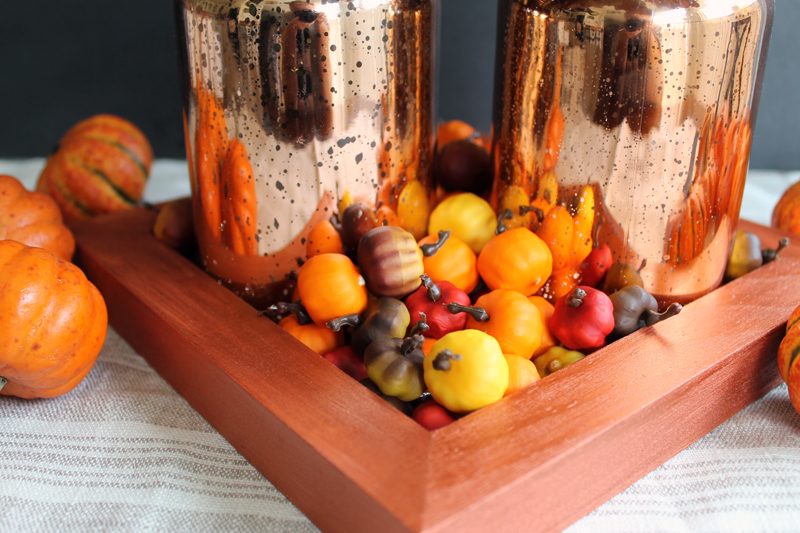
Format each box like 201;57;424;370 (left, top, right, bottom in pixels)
1;0;797;169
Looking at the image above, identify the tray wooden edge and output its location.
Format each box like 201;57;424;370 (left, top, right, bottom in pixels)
70;210;795;533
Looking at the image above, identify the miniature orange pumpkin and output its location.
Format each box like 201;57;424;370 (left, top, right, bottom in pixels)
0;174;75;262
306;220;344;258
466;289;543;359
0;240;107;399
297;253;368;327
221;139;258;255
772;180;800;236
418;231;479;294
503;354;541;397
528;295;558;358
777;305;800;416
37;114;153;220
477;227;553;296
279;315;344;355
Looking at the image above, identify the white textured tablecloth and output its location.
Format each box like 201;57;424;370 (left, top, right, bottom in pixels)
2;159;800;532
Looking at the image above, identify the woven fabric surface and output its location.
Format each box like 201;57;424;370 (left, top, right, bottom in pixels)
1;160;800;532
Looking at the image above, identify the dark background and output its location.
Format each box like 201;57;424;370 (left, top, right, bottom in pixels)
0;0;797;169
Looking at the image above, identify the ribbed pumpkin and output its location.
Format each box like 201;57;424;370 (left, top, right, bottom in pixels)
777;304;800;416
772;180;800;236
0;174;75;262
0;240;107;399
37;114;153;220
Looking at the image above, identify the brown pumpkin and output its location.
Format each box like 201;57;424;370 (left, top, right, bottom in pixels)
0;240;108;399
0;174;75;262
37;114;153;220
777;304;800;416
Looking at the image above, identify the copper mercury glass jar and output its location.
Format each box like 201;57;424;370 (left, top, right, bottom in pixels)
493;0;774;305
176;0;438;308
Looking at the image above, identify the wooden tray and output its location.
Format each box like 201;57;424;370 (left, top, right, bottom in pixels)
69;209;795;533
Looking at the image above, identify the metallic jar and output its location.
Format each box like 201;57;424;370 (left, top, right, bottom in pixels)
493;0;774;304
176;0;437;307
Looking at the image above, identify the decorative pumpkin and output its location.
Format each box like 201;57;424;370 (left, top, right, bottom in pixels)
193;88;228;240
418;230;479;294
428;192;497;254
357;226;424;298
777;304;800;416
297;253;368;327
37;114;153;220
477;227;552;296
0;174;75;262
503;354;540;397
0;240;107;399
396;180;431;241
466;289;543;359
528;296;558;358
221;139;258;256
306;220;344;258
267;302;344;355
772;180;800;235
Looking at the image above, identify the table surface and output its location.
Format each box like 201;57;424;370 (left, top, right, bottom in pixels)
2;159;800;533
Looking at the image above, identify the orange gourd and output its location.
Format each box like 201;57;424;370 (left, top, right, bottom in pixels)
477;227;553;296
297;253;368;327
306;220;344;258
37;114;152;220
375;206;402;228
194;87;229;240
418;232;479;293
528;296;558;358
279;315;344;355
466;289;543;359
0;174;75;262
777;304;800;416
0;240;107;399
437;120;476;148
772;180;800;236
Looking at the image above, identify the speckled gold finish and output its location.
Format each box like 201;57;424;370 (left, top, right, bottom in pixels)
493;0;773;303
176;0;437;306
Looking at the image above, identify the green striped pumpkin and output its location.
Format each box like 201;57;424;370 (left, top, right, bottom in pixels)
778;305;800;416
37;114;152;220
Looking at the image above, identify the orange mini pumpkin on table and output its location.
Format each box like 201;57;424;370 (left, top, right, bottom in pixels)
37;114;153;221
477;227;552;297
465;289;543;359
0;174;75;262
0;240;107;399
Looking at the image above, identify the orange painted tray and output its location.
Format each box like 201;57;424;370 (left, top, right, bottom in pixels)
69;209;794;533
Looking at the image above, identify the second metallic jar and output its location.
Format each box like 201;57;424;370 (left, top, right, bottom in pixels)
493;0;774;304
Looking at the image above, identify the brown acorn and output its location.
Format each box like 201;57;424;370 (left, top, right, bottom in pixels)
358;226;424;298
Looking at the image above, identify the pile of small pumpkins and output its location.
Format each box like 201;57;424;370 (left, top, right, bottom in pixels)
0;114;152;399
261;122;685;429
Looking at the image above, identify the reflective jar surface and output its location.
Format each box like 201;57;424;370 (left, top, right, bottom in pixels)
493;0;773;304
176;0;437;307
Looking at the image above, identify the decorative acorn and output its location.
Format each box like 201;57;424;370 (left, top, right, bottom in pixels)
357;226;424;298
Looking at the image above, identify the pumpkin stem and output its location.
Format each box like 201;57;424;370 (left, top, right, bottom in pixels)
0;377;6;393
264;302;313;325
401;334;425;355
519;205;545;222
566;288;587;308
444;302;490;322
638;259;647;273
327;313;362;332
420;274;441;302
592;215;603;248
763;237;790;264
643;303;683;327
496;209;514;235
409;313;430;337
432;349;463;371
547;359;562;374
420;230;451;257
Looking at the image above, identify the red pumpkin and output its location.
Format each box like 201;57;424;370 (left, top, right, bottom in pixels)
0;174;75;262
37;114;153;220
0;240;107;399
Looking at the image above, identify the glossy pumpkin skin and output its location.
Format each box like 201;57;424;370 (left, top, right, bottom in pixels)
0;240;107;399
478;227;553;296
358;226;424;299
466;289;543;359
0;174;75;262
297;254;368;327
777;305;800;415
37;114;152;221
418;232;479;293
